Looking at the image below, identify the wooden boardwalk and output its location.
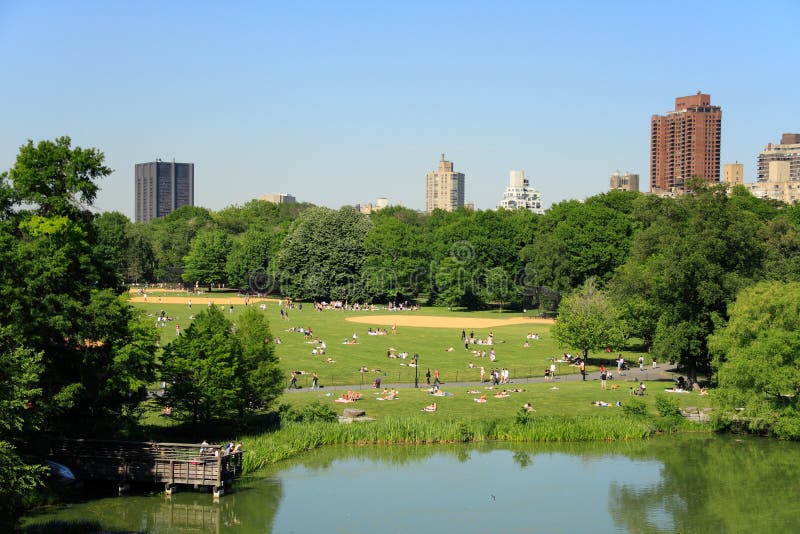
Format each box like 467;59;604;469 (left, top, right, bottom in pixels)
48;439;243;497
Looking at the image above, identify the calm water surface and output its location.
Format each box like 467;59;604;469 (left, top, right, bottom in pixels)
25;434;800;533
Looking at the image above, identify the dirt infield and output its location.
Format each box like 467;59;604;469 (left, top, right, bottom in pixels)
128;296;276;304
346;315;554;329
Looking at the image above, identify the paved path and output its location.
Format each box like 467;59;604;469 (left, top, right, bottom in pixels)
285;366;680;393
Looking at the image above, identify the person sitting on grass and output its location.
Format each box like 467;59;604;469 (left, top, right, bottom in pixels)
494;390;510;398
474;394;487;403
422;402;437;412
523;402;535;412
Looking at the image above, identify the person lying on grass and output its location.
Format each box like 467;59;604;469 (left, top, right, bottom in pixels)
422;402;437;412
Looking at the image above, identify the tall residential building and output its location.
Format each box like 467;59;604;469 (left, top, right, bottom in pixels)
756;133;800;182
650;93;722;193
499;170;544;213
426;154;465;213
609;171;640;192
723;163;744;186
135;160;194;222
746;133;800;203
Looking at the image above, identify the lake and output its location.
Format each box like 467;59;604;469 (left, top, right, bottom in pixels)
25;434;800;533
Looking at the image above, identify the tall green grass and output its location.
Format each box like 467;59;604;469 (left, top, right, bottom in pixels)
240;415;654;474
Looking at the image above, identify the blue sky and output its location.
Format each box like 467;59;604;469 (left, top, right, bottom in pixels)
1;1;798;219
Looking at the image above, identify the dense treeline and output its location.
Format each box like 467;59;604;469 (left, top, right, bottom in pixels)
106;186;800;311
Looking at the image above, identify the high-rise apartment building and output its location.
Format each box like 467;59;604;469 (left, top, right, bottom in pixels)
756;133;800;183
609;171;640;192
499;170;544;213
426;154;465;213
135;160;194;222
650;93;721;193
723;163;744;186
746;134;800;204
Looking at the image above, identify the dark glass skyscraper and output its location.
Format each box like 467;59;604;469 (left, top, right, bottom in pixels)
135;160;194;222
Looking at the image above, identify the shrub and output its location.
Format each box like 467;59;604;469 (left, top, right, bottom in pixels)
622;398;648;417
280;401;337;423
654;394;681;417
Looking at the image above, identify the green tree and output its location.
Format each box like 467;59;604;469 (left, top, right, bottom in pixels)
524;198;635;292
277;206;372;300
0;330;45;530
611;186;764;382
160;306;246;425
1;137;158;437
93;211;132;290
234;307;283;411
226;229;275;292
146;205;215;282
482;266;514;312
8;136;106;217
362;207;431;302
182;229;232;291
709;281;800;438
552;278;626;362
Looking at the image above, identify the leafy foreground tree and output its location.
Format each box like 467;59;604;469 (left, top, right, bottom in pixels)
2;137;158;436
552;278;626;364
709;281;800;438
0;331;46;530
160;306;281;426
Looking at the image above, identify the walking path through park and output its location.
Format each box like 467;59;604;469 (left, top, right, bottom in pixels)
284;365;681;393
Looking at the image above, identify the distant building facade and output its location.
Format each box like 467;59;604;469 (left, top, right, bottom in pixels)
650;93;721;194
746;133;800;203
135;160;194;223
609;171;639;192
357;197;390;215
426;154;465;213
723;163;744;186
499;170;544;213
260;193;297;204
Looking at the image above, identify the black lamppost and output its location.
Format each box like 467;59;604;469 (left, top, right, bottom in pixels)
413;353;419;388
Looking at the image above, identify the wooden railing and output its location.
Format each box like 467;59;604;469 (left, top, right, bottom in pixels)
48;439;243;494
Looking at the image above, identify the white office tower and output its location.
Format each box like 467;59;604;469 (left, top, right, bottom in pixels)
499;170;544;214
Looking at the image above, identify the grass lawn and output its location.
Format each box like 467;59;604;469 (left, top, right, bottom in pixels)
277;379;714;421
130;291;658;388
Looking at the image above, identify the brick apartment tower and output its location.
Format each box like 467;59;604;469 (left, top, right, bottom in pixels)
650;93;721;193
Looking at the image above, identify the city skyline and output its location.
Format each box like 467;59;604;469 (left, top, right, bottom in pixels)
1;1;799;219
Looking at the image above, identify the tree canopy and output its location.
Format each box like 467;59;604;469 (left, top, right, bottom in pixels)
709;281;800;438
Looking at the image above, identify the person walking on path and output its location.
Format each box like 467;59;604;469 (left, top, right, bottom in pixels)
289;371;298;389
433;368;441;387
550;362;556;380
311;372;319;390
425;368;431;385
600;365;607;390
580;360;586;381
638;356;644;371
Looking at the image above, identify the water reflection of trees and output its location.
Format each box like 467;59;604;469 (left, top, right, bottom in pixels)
139;478;284;534
608;435;800;532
